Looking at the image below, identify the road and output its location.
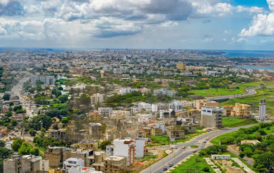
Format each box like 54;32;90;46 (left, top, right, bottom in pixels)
141;125;255;173
10;75;36;117
206;86;260;102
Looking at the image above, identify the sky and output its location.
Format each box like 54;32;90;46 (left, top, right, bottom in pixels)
0;0;274;50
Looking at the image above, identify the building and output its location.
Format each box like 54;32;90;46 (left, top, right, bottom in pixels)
169;100;184;112
231;103;251;117
70;149;95;167
89;123;103;140
223;105;234;116
135;138;146;158
90;93;104;105
63;158;84;171
159;109;175;119
49;129;67;142
113;139;135;166
176;62;186;70
68;166;103;173
259;99;266;121
166;126;185;141
201;106;223;128
153;88;176;97
4;155;49;173
104;156;127;173
106;145;114;157
45;147;70;168
211;155;231;160
98;107;113;117
119;88;139;95
195;100;219;111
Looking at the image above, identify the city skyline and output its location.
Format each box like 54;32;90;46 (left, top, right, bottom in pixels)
0;0;274;50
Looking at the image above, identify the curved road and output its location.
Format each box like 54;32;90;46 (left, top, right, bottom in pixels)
141;125;255;173
206;86;260;102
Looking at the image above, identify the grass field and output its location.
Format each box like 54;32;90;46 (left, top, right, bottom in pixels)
171;154;214;173
149;131;206;146
221;88;274;115
190;81;274;97
222;117;257;128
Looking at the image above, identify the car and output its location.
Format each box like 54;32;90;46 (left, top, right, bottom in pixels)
163;167;168;171
169;163;174;167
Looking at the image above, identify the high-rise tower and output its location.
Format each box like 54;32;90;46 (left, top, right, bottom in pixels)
259;99;266;121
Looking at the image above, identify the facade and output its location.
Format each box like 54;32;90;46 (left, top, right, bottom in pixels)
113;139;135;166
104;156;127;173
49;129;67;142
166;126;185;141
90;93;104;105
169;100;184;112
63;158;84;171
135;138;146;158
4;155;49;173
45;147;70;168
98;107;113;117
89;123;103;140
201;106;223;128
231;103;251;117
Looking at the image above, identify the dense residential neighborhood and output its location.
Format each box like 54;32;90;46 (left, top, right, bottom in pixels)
0;49;273;173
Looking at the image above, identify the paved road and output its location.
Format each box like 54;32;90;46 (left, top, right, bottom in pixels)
11;75;36;117
141;125;255;173
206;86;260;102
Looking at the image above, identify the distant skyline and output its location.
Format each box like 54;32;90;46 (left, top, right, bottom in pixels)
0;0;274;50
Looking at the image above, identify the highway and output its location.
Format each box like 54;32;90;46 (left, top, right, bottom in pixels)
141;125;255;173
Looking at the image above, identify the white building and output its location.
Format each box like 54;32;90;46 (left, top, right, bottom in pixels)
98;107;113;117
64;158;85;171
169;100;184;112
153;88;176;97
68;166;103;173
135;138;146;158
113;139;135;166
259;99;266;121
137;114;152;123
119;88;139;95
159;109;175;119
138;102;152;112
201;106;224;128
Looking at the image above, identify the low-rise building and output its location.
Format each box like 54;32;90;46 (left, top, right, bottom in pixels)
231;103;251;117
211;155;231;160
63;158;84;171
166;126;185;141
104;156;127;173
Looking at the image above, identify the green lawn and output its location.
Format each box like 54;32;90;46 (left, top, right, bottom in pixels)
190;81;274;97
149;131;206;146
222;117;257;128
171;154;214;173
221;88;274;115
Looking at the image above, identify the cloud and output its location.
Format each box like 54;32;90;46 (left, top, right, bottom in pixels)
240;13;274;37
0;0;24;16
240;0;274;37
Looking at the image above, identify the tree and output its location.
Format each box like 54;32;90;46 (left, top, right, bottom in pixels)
18;142;33;155
29;129;37;137
2;94;10;101
58;95;68;103
254;153;274;172
99;140;112;150
0;140;5;148
61;117;69;124
11;138;24;152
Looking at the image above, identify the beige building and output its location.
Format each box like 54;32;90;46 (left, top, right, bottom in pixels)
45;147;70;168
231;103;251;117
89;123;103;140
104;156;127;173
195;100;219;111
4;155;49;173
166;126;185;140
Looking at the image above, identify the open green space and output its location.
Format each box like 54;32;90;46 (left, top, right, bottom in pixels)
149;131;206;146
190;81;274;97
222;117;257;128
171;154;214;173
211;122;274;145
221;88;274;114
